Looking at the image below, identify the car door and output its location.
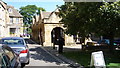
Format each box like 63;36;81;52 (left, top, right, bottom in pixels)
0;48;11;68
1;54;11;68
2;46;20;68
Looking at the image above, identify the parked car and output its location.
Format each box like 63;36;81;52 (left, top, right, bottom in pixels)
82;39;110;50
113;39;120;49
98;39;110;46
0;37;30;65
82;41;100;50
0;45;21;68
114;39;120;45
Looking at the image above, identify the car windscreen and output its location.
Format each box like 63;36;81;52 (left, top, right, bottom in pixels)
1;39;24;45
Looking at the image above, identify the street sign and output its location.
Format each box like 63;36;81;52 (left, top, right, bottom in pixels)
90;51;106;68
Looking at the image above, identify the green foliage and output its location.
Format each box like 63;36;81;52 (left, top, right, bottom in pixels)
37;7;46;15
94;2;120;36
58;2;103;37
27;28;32;34
58;2;120;39
19;5;46;26
19;5;45;34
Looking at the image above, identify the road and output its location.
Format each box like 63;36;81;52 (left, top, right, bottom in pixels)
24;38;69;68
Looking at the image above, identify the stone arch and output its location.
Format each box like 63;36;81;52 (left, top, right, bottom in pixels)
51;27;64;46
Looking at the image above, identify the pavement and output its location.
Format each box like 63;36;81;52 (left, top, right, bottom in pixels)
43;44;83;68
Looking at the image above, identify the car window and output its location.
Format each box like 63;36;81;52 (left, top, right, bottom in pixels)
2;39;24;45
0;53;5;67
2;54;11;68
0;52;10;68
3;48;15;62
1;55;7;67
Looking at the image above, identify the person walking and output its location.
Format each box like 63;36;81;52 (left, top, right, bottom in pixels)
58;37;64;53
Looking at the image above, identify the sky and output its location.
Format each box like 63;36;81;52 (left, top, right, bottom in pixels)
3;0;64;12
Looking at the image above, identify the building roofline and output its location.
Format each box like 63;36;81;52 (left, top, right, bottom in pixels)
0;0;7;9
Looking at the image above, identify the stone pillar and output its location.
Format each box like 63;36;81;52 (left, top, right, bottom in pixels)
43;24;52;46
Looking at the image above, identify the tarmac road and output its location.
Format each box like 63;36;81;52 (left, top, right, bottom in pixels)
24;38;69;68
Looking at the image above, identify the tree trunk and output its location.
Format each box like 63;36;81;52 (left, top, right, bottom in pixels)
109;36;114;50
103;32;114;51
108;32;114;51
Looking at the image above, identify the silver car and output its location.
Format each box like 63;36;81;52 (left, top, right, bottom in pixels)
1;37;30;65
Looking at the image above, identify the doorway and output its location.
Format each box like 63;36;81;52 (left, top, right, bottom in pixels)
51;27;64;45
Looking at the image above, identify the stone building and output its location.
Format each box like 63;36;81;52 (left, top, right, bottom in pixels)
0;0;23;38
0;0;10;37
7;5;23;37
32;9;75;46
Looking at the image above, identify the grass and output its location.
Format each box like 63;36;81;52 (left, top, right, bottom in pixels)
108;63;120;67
62;50;120;68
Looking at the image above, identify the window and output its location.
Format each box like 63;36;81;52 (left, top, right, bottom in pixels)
8;8;12;13
0;52;10;67
10;28;15;34
3;49;14;62
10;18;13;23
0;53;3;66
1;54;10;67
2;39;24;45
16;18;19;24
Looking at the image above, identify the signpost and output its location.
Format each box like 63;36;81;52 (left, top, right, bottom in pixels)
90;51;106;68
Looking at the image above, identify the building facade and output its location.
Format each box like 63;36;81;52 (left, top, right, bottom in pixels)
0;1;23;38
0;0;10;37
7;5;23;37
32;9;75;46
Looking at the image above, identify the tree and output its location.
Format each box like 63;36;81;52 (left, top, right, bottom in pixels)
19;5;45;26
95;2;120;47
19;5;45;34
37;7;46;15
58;2;120;48
58;2;103;42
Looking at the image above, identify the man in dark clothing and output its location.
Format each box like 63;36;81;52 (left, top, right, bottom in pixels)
58;37;64;53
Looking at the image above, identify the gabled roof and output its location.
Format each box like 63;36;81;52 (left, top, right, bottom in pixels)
0;0;7;9
41;9;59;19
49;8;59;18
42;12;52;19
7;5;23;18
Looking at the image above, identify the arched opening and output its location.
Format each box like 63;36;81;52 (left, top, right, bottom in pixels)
51;27;64;48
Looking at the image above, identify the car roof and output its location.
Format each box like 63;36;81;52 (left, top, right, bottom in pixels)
2;37;23;40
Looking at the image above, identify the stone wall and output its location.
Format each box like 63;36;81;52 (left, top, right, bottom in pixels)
43;23;75;46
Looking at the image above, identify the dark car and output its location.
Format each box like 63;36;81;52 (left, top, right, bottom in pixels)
114;39;120;49
1;37;30;66
0;45;21;68
98;39;110;46
114;39;120;45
